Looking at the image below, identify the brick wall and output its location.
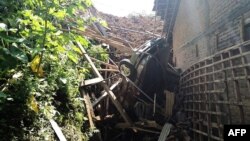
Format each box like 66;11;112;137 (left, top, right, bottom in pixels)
173;0;250;71
173;0;207;50
179;42;250;140
209;0;242;25
216;17;241;50
173;0;209;70
172;0;250;140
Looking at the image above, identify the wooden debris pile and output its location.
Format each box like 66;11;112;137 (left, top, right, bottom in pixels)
75;41;191;141
76;8;190;141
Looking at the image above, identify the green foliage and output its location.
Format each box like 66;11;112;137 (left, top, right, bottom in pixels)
99;20;108;28
88;45;109;62
0;0;107;140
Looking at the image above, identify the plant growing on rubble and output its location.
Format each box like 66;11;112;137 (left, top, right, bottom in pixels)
0;0;108;140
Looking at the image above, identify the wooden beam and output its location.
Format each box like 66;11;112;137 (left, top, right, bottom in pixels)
85;26;135;48
92;78;122;107
85;28;99;34
80;30;132;53
81;90;95;129
77;42;132;125
98;69;119;72
165;91;174;117
108;34;136;47
77;42;103;78
101;83;132;124
85;28;134;47
50;119;67;141
61;27;132;53
81;77;103;86
132;127;160;134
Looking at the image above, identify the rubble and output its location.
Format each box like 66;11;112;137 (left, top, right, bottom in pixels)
98;12;164;47
79;8;184;141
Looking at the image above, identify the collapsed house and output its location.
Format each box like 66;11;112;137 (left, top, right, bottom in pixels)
81;28;181;141
154;0;250;140
77;6;182;141
77;0;250;140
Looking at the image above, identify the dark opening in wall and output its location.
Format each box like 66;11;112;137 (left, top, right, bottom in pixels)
195;44;199;57
244;23;250;41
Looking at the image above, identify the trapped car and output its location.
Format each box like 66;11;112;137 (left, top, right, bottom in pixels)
119;38;180;105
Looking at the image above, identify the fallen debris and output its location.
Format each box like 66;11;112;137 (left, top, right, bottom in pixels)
50;119;67;141
98;12;164;47
77;42;132;125
76;8;183;140
76;35;185;141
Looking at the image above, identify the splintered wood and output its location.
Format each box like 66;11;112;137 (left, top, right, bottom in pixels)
92;79;122;107
77;42;133;125
165;91;174;117
50;119;67;141
81;77;103;86
79;28;132;54
81;90;95;129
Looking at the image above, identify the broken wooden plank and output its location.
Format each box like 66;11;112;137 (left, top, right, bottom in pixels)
85;26;135;48
92;92;108;107
81;90;95;129
92;78;122;107
98;69;119;72
80;31;132;53
100;81;132;124
50;119;67;141
77;42;103;78
165;91;175;117
132;127;160;134
81;77;103;86
77;42;132;125
108;34;136;47
85;28;99;34
62;27;132;53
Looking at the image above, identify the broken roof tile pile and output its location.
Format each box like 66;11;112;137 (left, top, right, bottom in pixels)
98;12;164;48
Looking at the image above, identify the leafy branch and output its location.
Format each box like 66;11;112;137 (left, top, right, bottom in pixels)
0;0;107;140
